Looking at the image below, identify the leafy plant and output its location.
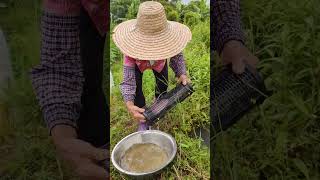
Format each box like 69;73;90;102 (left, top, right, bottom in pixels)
110;1;210;179
212;0;320;179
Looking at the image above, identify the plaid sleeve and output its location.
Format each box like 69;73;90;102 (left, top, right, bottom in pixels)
169;52;187;77
212;0;245;54
30;11;84;134
120;66;136;102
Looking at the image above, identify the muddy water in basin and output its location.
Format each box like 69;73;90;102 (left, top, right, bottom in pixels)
120;143;168;173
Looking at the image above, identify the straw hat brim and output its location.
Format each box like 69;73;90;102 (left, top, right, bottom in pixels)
112;19;192;60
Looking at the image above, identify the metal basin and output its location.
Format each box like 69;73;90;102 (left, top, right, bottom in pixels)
111;130;177;179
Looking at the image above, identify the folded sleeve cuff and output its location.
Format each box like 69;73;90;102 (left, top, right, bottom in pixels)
120;66;136;103
48;119;77;135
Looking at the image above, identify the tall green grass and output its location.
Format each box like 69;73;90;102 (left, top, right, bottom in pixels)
213;0;320;179
0;1;77;179
0;1;107;179
110;20;210;179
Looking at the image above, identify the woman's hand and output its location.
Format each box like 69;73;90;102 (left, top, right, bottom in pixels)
177;74;191;85
126;101;145;122
221;40;259;74
51;125;109;180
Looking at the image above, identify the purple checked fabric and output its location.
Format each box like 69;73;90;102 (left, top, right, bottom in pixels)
30;11;84;133
120;53;187;103
120;66;136;102
43;0;107;35
212;0;245;54
169;52;187;78
29;0;245;133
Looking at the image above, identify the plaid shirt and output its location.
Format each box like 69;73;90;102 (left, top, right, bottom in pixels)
31;1;107;133
31;0;244;132
120;53;187;102
212;0;245;54
44;0;108;35
31;12;83;133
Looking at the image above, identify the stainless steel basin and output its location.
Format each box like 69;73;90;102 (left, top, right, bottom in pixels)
111;130;177;179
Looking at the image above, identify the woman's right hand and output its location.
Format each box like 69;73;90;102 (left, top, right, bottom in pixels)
126;101;146;122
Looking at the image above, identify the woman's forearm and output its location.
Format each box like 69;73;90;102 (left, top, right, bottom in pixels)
169;52;187;77
212;0;245;54
30;10;83;134
120;65;136;102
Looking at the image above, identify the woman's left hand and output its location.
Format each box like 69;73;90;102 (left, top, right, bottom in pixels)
177;75;191;85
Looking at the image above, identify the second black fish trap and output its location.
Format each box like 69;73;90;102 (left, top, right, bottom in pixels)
211;65;269;132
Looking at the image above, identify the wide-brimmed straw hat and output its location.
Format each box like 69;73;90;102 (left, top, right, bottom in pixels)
112;1;192;60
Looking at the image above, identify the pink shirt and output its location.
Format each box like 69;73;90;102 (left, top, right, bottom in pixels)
121;53;187;102
124;56;167;73
43;0;108;35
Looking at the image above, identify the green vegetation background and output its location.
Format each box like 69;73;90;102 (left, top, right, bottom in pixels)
212;0;320;179
0;0;319;179
0;0;210;179
110;0;210;179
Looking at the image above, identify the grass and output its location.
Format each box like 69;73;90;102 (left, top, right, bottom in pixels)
110;20;210;178
212;0;320;179
0;1;96;179
0;0;210;179
0;1;78;179
1;0;319;179
0;1;108;179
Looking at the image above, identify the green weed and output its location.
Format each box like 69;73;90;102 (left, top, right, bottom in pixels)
212;0;320;179
110;16;210;180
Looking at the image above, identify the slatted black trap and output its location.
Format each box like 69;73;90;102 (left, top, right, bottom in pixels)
211;65;270;132
143;83;194;126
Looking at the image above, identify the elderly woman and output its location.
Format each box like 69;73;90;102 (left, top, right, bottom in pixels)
113;1;192;131
30;0;109;179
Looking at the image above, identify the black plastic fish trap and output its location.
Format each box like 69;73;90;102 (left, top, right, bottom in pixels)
211;65;268;132
143;83;194;126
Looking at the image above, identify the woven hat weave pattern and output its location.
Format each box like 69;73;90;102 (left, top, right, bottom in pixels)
112;1;192;60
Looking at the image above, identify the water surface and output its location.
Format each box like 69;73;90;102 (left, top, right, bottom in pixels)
120;143;168;173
